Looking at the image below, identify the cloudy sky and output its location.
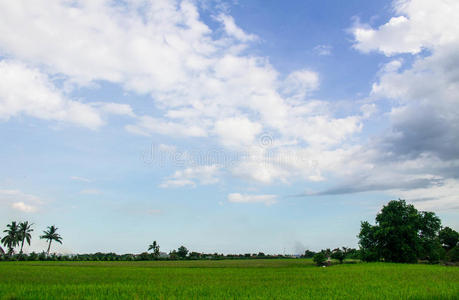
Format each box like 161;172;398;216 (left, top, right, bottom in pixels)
1;0;458;255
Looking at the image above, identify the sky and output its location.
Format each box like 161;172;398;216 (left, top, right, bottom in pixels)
0;0;458;255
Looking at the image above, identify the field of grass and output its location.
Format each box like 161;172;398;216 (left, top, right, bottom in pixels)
0;259;458;299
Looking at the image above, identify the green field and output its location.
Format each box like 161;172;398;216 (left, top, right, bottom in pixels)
0;259;458;299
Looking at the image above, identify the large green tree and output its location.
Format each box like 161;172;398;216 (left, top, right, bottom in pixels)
358;199;442;263
1;221;20;256
18;221;34;254
40;225;63;255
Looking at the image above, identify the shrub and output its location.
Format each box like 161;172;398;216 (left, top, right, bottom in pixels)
313;253;326;266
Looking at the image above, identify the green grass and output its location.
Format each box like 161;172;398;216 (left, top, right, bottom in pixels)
0;259;458;299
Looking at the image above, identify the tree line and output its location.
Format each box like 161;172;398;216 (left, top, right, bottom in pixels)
1;199;458;264
1;221;62;258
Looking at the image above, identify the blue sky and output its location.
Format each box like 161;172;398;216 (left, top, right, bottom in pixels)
1;0;458;255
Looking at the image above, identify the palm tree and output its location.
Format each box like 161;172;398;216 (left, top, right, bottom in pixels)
0;243;5;255
18;221;34;254
40;226;63;255
1;221;20;256
148;241;160;257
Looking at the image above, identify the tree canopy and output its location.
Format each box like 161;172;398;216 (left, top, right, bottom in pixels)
358;199;443;263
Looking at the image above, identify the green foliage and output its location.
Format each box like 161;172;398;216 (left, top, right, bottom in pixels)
313;253;326;266
18;221;34;255
177;246;188;258
358;199;444;263
439;227;459;250
445;246;459;262
1;221;20;256
358;221;379;262
40;225;63;255
331;249;345;263
303;250;315;258
148;241;160;258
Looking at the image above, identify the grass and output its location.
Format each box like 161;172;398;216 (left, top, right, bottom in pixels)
0;259;458;299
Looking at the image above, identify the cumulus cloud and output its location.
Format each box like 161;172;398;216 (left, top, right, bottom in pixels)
216;14;258;42
306;0;459;210
0;61;103;129
0;0;363;151
227;193;277;206
352;0;459;56
11;202;37;213
0;189;43;213
1;0;456;213
160;165;221;188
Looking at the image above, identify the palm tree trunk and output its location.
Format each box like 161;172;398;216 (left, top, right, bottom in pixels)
47;240;52;255
20;239;25;254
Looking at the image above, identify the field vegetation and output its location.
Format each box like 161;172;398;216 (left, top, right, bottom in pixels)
0;259;458;299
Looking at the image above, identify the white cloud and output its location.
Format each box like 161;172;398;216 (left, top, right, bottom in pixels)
303;0;458;209
160;165;220;188
352;0;459;56
313;45;332;56
282;69;319;101
71;176;91;183
0;1;363;154
0;189;43;213
11;201;37;213
390;179;459;211
0;61;103;129
216;14;258;42
227;193;277;206
214;117;262;149
126;116;208;137
96;103;135;117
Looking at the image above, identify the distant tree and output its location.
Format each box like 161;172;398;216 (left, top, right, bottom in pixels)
331;248;345;263
177;246;188;258
2;221;20;256
18;221;34;254
189;251;202;259
303;250;315;258
313;252;326;266
358;199;444;263
439;227;459;250
148;241;160;258
40;226;63;255
169;250;178;260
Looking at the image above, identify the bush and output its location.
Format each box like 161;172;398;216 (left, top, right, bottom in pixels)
331;249;345;263
313;253;326;266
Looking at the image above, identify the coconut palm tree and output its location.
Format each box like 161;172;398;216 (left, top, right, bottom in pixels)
148;241;160;257
18;221;34;254
40;226;63;255
1;221;20;256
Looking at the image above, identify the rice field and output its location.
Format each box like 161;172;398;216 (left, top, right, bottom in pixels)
0;259;458;299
